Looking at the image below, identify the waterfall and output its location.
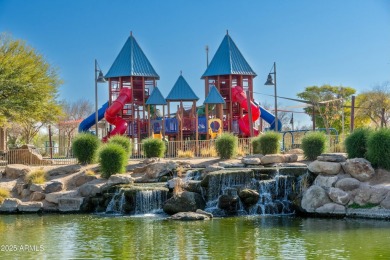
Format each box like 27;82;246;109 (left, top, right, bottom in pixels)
134;190;167;215
106;191;125;214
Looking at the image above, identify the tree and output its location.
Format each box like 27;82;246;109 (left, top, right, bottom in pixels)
260;101;291;131
297;85;356;134
355;82;390;129
0;33;62;133
58;99;93;150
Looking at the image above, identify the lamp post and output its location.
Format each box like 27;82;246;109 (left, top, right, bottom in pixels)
95;59;106;137
264;62;278;132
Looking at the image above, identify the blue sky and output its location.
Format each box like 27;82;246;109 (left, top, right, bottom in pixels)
1;0;389;128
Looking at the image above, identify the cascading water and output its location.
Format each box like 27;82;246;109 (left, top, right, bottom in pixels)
134;189;168;215
106;190;125;214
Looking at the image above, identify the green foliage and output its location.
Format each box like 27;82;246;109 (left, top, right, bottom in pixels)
301;132;327;160
99;143;128;178
344;128;372;159
366;128;390;170
108;135;132;156
252;131;281;155
72;133;101;164
0;188;10;204
25;169;46;184
215;133;238;159
348;203;377;209
142;138;166;158
0;33;62;129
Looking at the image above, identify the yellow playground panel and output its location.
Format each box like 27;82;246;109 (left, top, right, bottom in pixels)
208;118;222;139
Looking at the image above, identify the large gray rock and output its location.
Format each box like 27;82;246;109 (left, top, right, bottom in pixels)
30;192;45;201
204;165;225;173
314;175;338;189
74;174;97;187
261;154;286;164
328;187;350;205
241;157;261;165
5;164;31;179
284;154;298;163
315;203;346;214
380;193;390;209
308;161;341;175
137;161;178;181
301;185;331;212
218;162;245;168
45;190;78;204
341;158;375;182
335;178;361;191
0;198;21;212
17;202;43;212
351;187;371;206
58;197;84;212
21;188;31;199
47;164;82;177
45;181;64;193
107;174;134;185
317;153;347;162
170;212;211;221
30;183;45;192
352;186;389;206
163;191;205;215
218;194;239;214
286;149;304;155
239;189;260;207
78;183;103;197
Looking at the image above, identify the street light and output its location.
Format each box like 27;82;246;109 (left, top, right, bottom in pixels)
264;62;278;132
95;59;106;137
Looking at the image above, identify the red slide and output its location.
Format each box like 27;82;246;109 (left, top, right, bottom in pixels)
231;86;260;136
102;87;132;141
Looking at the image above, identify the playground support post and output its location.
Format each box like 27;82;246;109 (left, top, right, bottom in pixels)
94;59;106;137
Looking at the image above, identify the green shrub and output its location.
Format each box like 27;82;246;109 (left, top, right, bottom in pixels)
215;133;238;159
344;128;372;159
257;131;281;155
108;135;132;156
0;188;10;204
99;143;128;178
25;169;46;184
72;133;101;164
142;138;166;158
366;128;390;170
251;137;261;154
301;132;327;161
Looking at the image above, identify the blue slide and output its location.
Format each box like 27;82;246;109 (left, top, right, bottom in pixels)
259;106;282;131
78;102;109;132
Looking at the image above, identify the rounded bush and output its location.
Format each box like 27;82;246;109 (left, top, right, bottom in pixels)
215;133;238;159
366;128;390;170
142;138;166;158
108;135;132;156
99;143;128;178
257;131;281;155
72;133;101;164
301;132;327;161
344;128;372;159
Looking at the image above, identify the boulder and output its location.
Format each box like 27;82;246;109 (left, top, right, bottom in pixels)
196;209;213;218
368;187;390;204
47;164;82;177
301;185;331;213
5;164;31;179
74;174;98;187
351;187;371;206
107;174;134;185
261;154;286;164
17;202;43;212
341;158;375;182
218;194;239;214
315;203;346;214
58;197;84;212
170;212;211;221
138;161;178;181
0;198;21;212
308;161;341;175
163;191;205;215
380;193;390;209
142;157;160;164
78;183;103;197
45;181;64;193
314;175;338;189
239;189;260;207
335;178;361;191
241;157;261;165
204;165;225;173
218;162;245;168
7;145;51;165
285;149;304;155
328;187;350;205
317;153;347;162
167;177;183;190
15;183;28;195
30;192;45;201
21;188;31;199
284;154;298;163
30;183;45;192
45;190;78;204
184;180;202;194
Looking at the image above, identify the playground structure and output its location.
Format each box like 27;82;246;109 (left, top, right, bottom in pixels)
79;31;283;144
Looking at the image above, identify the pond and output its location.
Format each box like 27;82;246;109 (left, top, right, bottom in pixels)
1;214;390;259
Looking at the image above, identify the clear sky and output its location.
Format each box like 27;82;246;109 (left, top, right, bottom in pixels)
1;0;389;128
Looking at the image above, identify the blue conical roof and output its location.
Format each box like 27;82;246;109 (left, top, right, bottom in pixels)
146;87;167;105
105;34;159;79
202;33;257;78
204;85;225;104
166;75;199;101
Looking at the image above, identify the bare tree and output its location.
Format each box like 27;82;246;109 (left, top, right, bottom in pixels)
260;101;291;131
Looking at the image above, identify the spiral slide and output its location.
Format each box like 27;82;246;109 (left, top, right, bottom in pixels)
232;86;260;136
78;102;109;133
102;88;132;141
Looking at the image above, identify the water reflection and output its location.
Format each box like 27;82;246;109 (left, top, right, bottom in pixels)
0;215;390;259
